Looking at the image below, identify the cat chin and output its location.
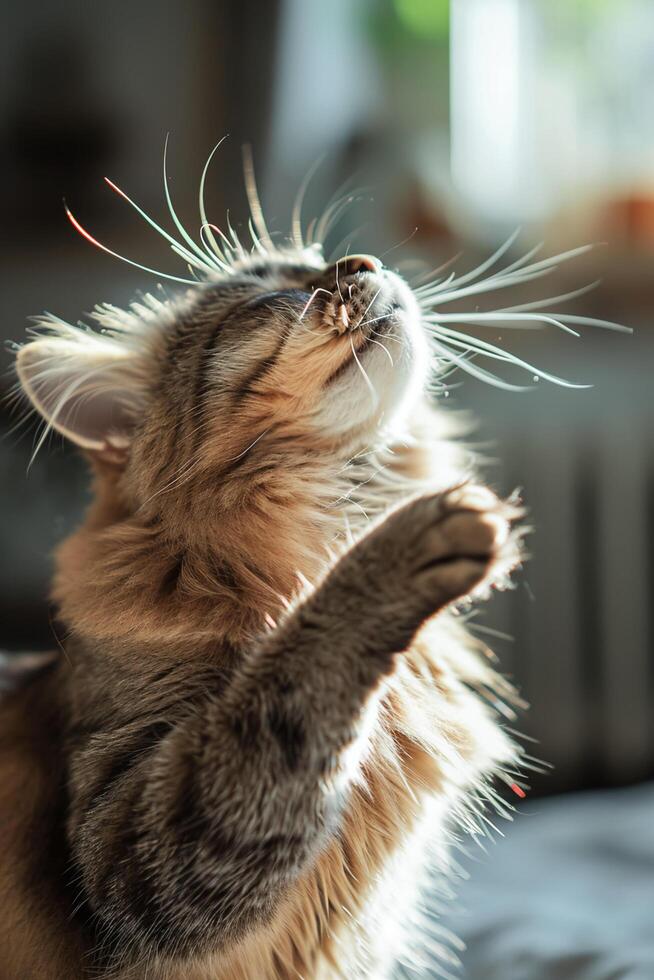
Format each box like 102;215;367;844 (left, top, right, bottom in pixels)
309;307;430;441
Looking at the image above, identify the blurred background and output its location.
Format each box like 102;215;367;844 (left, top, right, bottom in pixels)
1;1;653;975
0;0;654;980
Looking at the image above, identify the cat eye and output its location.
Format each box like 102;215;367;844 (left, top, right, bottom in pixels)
242;288;313;314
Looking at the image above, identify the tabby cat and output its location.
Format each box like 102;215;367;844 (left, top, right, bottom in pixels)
3;154;607;979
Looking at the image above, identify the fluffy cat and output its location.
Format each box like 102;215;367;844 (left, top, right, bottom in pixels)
1;156;613;979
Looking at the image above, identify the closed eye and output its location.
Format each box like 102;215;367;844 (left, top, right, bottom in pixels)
242;289;313;315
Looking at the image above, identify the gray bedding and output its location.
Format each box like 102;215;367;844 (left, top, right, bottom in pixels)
436;783;654;979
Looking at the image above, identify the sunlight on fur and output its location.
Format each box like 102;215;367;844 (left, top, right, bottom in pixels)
0;142;620;979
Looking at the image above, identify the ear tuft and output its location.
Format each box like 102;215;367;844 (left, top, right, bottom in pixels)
15;315;151;460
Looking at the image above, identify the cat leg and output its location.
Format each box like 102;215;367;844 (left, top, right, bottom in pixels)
68;485;521;967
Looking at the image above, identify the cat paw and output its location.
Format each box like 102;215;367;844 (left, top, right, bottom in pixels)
371;484;525;613
417;484;523;603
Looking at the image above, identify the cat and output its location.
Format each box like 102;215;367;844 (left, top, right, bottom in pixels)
2;154;610;979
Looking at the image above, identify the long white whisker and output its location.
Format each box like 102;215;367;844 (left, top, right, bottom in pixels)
242;144;274;250
418;266;556;305
139;451;208;507
488;241;544;278
493;281;601;314
167;242;218;276
226;210;247;258
426;311;581;336
291;156;325;249
419;242;597;302
248;218;268;256
64;205;197;285
305;216;318;246
102;177;213;272
328;223;372;266
198;137;230;262
197;226;233;273
410;252;462;287
201;221;237;260
538;313;632;334
419;228;522;295
310;175;366;246
140;425;274;508
162;134;214;266
224;425;273;462
315;193;358;247
430;338;532;391
371;328;401;348
427;325;590;387
499;242;597;278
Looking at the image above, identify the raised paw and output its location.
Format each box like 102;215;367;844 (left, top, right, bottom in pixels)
357;483;525;620
412;484;523;606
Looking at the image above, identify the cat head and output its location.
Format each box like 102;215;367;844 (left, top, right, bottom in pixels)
14;243;430;513
14;149;623;522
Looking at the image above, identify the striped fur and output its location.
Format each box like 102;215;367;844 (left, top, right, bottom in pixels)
2;243;526;979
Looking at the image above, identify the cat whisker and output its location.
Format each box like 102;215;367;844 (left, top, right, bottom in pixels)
350;335;378;408
242;144;275;251
298;288;332;323
409;251;463;287
314;191;363;247
366;336;394;366
226;210;247;258
358;313;390;331
198;137;231;265
162;134;217;269
103;177;217;274
248;218;269;257
291;155;325;250
415;228;522;297
64;205;197;285
378;226;418;262
426;310;582;336
492;280;601;315
355;287;382;331
198;225;234;274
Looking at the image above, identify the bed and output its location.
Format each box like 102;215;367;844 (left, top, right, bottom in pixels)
431;783;654;979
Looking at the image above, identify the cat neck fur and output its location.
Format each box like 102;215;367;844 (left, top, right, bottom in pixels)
53;399;470;653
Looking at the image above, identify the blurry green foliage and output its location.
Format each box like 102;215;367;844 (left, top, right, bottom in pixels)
393;0;449;39
366;0;449;52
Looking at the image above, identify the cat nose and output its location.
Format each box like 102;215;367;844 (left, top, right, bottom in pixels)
337;254;381;276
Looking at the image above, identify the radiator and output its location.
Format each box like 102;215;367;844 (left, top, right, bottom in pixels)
458;334;653;790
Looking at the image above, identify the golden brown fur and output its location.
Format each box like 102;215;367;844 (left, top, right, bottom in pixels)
2;239;525;978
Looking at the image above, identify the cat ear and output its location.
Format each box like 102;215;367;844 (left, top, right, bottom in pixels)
16;326;147;462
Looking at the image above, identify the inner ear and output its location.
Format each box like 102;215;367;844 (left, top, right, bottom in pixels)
16;337;144;462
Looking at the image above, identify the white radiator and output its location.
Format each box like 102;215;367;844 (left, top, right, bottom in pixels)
458;334;653;789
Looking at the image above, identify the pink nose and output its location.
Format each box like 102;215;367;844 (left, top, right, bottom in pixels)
338;254;381;276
